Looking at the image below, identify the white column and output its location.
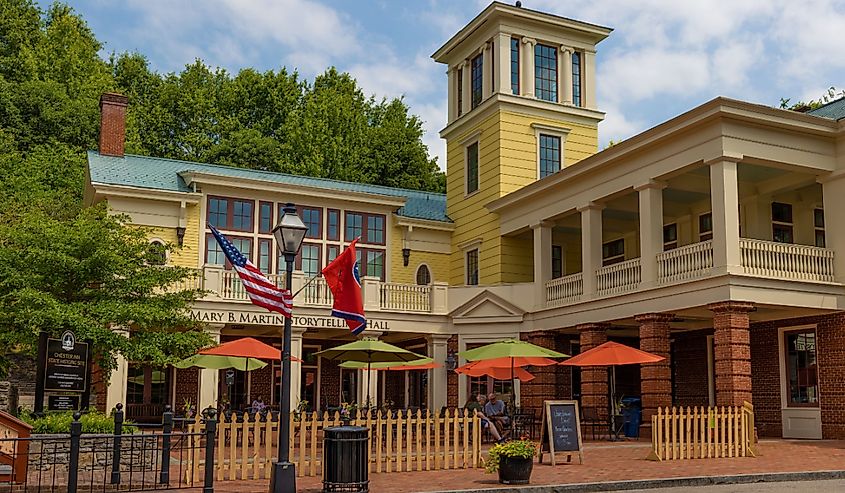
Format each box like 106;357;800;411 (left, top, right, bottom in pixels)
198;324;223;412
583;50;597;109
496;32;512;95
447;67;457;122
520;37;536;97
426;334;451;412
357;330;383;407
289;327;306;412
105;327;130;413
532;221;553;308
561;46;573;105
482;41;493;99
461;60;471;115
820;173;845;280
636;180;666;285
709;159;741;274
579;203;604;296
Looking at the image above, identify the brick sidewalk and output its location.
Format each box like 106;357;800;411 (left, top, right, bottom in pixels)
188;439;845;493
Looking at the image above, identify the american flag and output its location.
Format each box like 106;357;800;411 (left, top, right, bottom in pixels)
209;225;293;317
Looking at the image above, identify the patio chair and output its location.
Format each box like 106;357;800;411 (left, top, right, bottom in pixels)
511;409;536;439
580;406;604;440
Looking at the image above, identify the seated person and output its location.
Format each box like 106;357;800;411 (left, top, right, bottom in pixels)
464;393;481;414
471;394;504;443
484;393;510;434
251;396;266;413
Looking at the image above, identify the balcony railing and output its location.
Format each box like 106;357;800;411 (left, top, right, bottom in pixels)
380;283;432;312
194;266;447;314
740;238;835;282
545;273;583;307
657;240;714;284
596;258;641;295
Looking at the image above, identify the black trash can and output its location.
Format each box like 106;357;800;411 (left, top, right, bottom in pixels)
323;425;369;493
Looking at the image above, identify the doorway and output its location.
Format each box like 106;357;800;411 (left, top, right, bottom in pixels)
778;326;822;439
126;364;170;423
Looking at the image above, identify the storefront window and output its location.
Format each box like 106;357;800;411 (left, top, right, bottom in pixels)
341;369;357;404
785;329;819;406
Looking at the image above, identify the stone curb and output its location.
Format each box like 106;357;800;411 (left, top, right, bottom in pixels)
431;470;845;493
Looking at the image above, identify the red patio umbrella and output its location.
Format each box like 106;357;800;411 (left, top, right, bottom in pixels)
560;341;664;437
455;361;536;382
200;337;302;361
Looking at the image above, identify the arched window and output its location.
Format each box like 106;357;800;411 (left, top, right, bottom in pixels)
147;240;168;266
416;264;431;285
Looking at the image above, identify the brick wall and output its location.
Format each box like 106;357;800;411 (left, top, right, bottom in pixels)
447;335;458;408
750;312;845;439
672;330;710;408
518;331;557;412
174;368;199;415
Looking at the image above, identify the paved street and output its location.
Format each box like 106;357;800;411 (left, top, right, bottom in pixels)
620;479;845;492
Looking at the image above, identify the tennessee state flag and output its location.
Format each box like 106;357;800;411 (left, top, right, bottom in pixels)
322;238;367;335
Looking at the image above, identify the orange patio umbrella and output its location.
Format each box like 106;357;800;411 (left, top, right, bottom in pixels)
200;337;301;362
469;356;558;369
455;361;536;382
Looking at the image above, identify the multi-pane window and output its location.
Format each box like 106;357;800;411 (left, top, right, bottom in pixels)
510;37;520;95
572;51;582;107
345;213;363;240
815;209;825;248
772;202;793;244
367;216;384;244
552;245;562;279
258;239;272;274
366;250;384;280
301;206;322;239
206;235;225;265
297;244;321;277
259;201;273;234
231;238;252;261
457;67;463;117
327;209;340;241
232;200;253;231
784;329;819;406
699;213;713;241
466;142;479;194
534;43;557;102
147;241;167;266
466;248;479;285
539;134;561;178
327;245;339;264
602;238;624;266
663;223;678;251
471;53;483;109
208;197;228;228
416;264;431;285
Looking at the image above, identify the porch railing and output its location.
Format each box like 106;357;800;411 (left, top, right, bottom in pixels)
545;273;583;306
648;402;756;461
596;258;641;295
739;238;835;282
380;283;431;312
220;270;285;300
657;240;714;284
300;276;332;306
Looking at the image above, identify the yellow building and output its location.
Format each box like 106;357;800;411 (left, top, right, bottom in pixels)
86;2;845;440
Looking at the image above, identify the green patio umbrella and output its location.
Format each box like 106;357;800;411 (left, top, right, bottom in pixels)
315;340;426;407
339;357;435;370
173;354;268;371
458;339;569;407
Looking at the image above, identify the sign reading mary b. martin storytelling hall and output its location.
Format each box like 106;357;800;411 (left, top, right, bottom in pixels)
44;331;89;392
190;309;391;331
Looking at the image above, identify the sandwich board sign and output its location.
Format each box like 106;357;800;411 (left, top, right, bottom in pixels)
539;400;583;465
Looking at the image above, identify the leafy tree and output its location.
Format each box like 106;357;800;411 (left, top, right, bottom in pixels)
780;86;845;112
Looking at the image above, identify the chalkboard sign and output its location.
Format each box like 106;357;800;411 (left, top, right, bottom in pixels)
539;400;583;465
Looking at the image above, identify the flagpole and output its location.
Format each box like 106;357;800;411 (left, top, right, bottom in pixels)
292;273;322;298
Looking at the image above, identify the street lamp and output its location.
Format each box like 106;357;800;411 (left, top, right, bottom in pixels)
269;203;307;493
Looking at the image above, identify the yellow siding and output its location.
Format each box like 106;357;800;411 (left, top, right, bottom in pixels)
138;203;201;269
388;225;451;284
446;107;599;286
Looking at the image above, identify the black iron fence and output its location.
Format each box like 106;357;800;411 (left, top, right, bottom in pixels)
0;405;218;492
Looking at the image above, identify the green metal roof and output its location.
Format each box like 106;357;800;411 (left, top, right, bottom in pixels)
87;151;450;223
808;97;845;120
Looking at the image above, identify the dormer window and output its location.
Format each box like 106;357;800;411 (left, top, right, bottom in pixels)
471;53;484;109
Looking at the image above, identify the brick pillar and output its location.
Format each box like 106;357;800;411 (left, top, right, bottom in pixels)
709;301;754;407
519;331;557;411
577;323;609;420
635;313;673;424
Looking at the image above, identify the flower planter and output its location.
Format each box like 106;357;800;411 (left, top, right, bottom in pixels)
497;456;533;484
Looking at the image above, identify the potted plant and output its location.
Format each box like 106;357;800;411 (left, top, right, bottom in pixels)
484;438;537;484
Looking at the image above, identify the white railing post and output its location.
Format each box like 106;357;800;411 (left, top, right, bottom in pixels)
595;258;641;295
544;272;584;307
202;265;223;299
738;238;834;282
656;240;714;284
362;276;381;311
431;282;449;314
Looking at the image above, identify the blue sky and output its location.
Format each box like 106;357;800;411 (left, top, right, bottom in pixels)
68;0;845;169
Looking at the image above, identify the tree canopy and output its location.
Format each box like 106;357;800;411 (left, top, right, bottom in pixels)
780;87;845;113
0;1;444;377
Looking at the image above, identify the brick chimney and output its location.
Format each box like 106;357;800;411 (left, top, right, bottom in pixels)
98;93;129;157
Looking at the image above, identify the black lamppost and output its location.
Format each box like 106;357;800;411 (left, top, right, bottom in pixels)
269;203;307;493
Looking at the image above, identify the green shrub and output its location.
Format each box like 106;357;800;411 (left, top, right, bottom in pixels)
21;411;137;434
484;439;537;473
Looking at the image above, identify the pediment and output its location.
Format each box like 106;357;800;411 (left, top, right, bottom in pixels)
450;290;525;324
